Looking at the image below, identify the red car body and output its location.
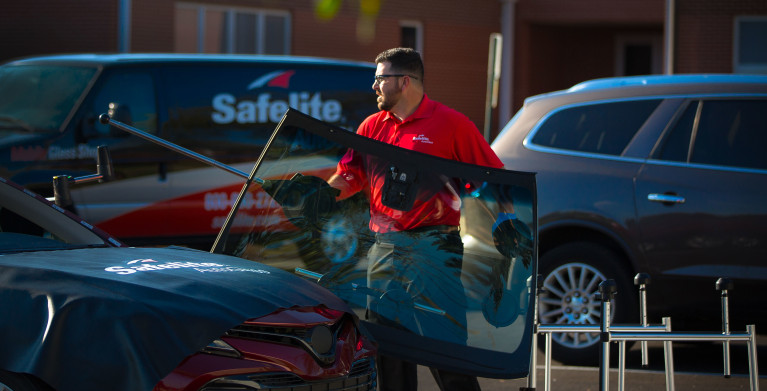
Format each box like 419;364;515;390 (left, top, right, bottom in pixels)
156;306;377;391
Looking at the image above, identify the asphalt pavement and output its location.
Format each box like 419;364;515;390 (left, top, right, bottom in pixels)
415;336;765;390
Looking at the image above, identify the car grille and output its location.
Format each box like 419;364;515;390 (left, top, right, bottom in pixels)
227;323;311;344
226;319;345;365
199;358;377;391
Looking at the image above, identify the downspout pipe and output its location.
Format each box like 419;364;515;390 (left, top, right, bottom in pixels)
498;0;515;136
664;0;674;74
118;0;132;52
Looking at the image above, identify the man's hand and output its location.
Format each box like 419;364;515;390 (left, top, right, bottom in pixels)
492;213;533;266
482;213;534;327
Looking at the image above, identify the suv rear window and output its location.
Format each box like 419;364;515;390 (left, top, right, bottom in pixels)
531;99;661;155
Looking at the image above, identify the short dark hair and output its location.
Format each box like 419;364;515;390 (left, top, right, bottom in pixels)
375;47;424;83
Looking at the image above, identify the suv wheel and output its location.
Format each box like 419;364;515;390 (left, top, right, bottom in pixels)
538;241;637;365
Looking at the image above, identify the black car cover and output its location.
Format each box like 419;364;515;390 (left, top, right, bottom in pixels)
0;246;351;391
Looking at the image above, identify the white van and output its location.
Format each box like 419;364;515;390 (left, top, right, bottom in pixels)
0;53;377;247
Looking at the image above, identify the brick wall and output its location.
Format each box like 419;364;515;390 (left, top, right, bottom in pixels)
290;0;503;132
516;0;663;24
131;0;175;51
3;0;762;136
513;0;665;110
0;0;117;61
674;0;767;73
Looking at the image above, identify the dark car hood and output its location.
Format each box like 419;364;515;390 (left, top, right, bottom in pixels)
0;246;349;391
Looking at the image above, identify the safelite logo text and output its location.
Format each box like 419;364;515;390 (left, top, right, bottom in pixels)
412;134;433;144
104;259;225;275
104;258;273;277
211;70;343;124
104;258;272;275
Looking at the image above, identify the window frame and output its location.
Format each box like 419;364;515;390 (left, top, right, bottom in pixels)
175;3;291;55
399;20;424;54
734;16;767;75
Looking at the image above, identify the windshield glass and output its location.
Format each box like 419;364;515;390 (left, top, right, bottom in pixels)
0;64;97;132
215;109;537;377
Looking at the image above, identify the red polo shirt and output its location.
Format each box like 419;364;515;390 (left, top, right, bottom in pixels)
335;94;503;232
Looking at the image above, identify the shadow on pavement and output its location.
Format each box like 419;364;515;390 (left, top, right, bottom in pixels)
417;334;765;390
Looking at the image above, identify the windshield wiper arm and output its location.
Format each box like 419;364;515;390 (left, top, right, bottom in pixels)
0;115;35;132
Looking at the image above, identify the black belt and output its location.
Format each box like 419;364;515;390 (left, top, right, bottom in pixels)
377;225;460;235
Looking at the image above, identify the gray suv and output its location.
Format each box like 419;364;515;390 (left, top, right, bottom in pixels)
491;74;767;364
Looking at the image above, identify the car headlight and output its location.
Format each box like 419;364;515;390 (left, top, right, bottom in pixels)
201;338;241;358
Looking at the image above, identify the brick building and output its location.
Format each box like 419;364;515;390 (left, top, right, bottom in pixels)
1;0;765;138
674;0;767;74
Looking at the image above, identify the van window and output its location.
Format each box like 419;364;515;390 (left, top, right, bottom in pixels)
0;65;96;131
87;70;158;136
531;99;661;155
659;99;767;170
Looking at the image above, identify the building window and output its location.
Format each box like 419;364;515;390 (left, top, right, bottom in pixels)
735;17;767;74
175;3;290;54
615;35;662;76
400;20;423;53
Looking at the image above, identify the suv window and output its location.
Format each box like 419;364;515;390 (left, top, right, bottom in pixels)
531;99;661;155
657;99;767;170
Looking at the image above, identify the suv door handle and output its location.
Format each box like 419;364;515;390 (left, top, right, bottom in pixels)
648;193;686;204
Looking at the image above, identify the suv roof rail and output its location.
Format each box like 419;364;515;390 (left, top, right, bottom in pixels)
569;74;767;92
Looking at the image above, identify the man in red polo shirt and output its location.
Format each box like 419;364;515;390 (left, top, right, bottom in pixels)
329;48;504;391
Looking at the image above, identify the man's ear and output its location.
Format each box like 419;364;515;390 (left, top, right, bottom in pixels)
404;75;420;90
400;76;409;89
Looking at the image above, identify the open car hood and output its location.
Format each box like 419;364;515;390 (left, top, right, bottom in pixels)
0;245;350;391
215;108;538;378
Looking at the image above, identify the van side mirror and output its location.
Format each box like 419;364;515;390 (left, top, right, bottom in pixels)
107;102;133;137
78;102;133;140
53;145;115;212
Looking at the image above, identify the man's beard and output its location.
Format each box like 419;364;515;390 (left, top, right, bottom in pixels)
378;99;393;111
377;87;402;111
